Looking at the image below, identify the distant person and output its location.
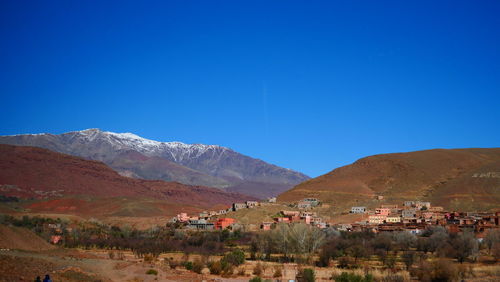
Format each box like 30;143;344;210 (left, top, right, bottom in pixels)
43;274;51;282
34;277;41;282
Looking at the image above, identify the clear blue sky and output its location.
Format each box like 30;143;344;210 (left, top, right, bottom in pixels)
1;1;499;177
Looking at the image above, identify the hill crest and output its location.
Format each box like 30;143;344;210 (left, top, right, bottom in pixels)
278;148;500;211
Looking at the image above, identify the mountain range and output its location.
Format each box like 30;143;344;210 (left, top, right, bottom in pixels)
0;129;309;198
279;148;500;211
0;144;255;218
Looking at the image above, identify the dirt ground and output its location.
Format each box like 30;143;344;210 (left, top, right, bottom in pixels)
1;248;500;282
0;225;55;251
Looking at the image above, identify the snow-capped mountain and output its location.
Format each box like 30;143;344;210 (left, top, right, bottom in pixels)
0;129;310;198
71;129;221;159
68;129;229;163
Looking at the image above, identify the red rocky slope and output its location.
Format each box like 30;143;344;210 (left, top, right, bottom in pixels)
0;144;255;209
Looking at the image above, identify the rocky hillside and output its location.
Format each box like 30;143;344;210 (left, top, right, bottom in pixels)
0;129;309;198
0;144;255;215
279;148;500;211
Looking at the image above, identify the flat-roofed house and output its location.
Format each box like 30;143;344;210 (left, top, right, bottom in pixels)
375;208;391;216
261;222;273;231
429;206;444;212
404;201;416;207
274;217;290;223
351;207;367;214
422;212;435;219
303;198;320;206
176;213;189;222
187;219;214;230
369;215;387;224
402;208;418;218
246;201;259;208
232;202;247;211
215;218;236;230
312;217;323;224
298;201;312;209
282;211;300;217
415;201;431;210
386;216;401;223
300;211;317;218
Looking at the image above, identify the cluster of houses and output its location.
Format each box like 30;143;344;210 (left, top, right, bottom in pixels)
171;199;273;230
259;198;324;230
260;199;499;236
261;209;327;230
350;201;437;225
169;197;499;237
344;201;500;236
170;197;320;231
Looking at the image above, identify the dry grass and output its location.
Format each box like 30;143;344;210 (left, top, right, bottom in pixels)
471;264;500;280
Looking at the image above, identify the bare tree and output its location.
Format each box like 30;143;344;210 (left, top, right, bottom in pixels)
271;223;291;260
288;223;325;263
484;229;500;254
393;231;417;251
452;231;479;263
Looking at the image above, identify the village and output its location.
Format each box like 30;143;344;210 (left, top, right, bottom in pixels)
171;197;500;238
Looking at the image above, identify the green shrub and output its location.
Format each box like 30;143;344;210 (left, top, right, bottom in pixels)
299;268;315;282
146;269;158;275
183;261;193;270
208;260;222;275
249;277;263;282
222;249;246;266
333;272;373;282
221;259;234;277
253;262;262;276
192;259;204;274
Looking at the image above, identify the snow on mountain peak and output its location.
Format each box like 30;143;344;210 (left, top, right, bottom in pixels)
72;129;228;161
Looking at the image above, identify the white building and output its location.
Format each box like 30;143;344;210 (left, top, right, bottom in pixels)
351;206;367;213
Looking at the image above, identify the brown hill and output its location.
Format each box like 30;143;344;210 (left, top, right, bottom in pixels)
0;144;255;216
279;148;500;211
0;224;55;251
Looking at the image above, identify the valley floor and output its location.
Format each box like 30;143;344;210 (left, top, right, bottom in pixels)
1;248;500;282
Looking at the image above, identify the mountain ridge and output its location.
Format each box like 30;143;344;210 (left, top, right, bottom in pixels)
0;129;309;198
0;144;256;217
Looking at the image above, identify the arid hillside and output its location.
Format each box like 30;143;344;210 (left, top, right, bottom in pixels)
0;144;255;217
279;148;500;211
0;224;55;251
